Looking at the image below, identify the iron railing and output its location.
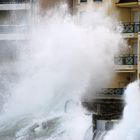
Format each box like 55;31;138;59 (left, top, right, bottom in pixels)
0;0;30;4
121;22;140;33
117;0;138;3
0;25;29;33
97;88;124;96
114;55;137;65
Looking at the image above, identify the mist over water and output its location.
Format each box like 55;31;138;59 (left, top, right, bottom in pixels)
0;4;123;140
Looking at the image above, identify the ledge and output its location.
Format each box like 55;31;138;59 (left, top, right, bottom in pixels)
0;3;30;10
116;2;140;7
122;33;138;38
115;65;137;72
0;33;28;40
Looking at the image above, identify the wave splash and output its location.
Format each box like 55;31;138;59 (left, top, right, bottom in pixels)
0;4;123;140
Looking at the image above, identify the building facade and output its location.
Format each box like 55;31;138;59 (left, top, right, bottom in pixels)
0;0;31;109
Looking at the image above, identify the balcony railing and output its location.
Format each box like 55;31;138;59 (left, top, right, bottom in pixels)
97;88;124;96
121;22;140;33
0;25;28;33
114;55;137;65
0;0;30;4
117;0;139;3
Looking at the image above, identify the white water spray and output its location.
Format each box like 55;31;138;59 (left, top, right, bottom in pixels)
104;81;140;140
0;4;123;140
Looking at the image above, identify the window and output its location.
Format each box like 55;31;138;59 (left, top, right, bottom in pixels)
80;0;87;2
94;0;102;1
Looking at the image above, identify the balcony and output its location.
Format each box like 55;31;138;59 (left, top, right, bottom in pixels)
0;25;28;32
0;0;31;10
82;88;124;117
118;22;140;38
0;25;29;40
95;88;124;99
114;54;137;65
114;54;137;72
0;0;30;3
116;0;140;7
122;22;140;33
